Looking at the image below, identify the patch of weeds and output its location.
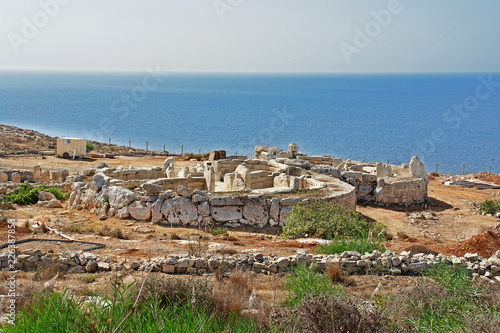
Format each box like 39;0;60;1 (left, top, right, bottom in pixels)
479;199;500;215
284;264;344;307
188;239;208;257
212;228;227;236
317;238;386;255
281;201;378;239
81;274;97;284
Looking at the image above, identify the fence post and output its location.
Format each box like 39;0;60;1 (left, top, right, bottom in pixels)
436;162;438;173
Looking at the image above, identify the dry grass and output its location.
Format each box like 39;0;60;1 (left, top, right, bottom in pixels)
326;263;345;283
271;294;389;332
213;272;254;317
216;247;239;255
397;231;409;240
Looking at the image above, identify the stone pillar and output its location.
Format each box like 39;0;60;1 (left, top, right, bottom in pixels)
0;171;7;182
34;166;41;181
204;166;216;192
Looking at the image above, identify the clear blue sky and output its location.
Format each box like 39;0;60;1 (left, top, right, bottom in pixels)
1;0;499;73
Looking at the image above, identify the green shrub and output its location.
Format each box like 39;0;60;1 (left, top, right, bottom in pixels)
479;199;500;215
284;264;344;307
281;201;374;239
2;184;68;205
86;141;95;152
317;238;386;255
212;228;228;236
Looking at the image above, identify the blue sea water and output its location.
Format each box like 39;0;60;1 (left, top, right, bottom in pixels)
0;71;499;174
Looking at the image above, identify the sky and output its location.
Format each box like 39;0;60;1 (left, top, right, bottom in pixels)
1;0;500;73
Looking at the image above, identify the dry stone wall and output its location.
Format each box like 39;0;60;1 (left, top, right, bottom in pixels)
4;248;500;283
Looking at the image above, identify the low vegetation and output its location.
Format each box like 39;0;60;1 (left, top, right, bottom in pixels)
317;237;386;255
86;141;95;152
2;265;499;332
1;184;68;205
479;198;500;215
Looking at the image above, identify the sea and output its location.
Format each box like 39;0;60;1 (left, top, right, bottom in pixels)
1;71;499;174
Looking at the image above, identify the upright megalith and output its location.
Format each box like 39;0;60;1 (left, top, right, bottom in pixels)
204;166;216;193
163;157;175;171
409;156;428;183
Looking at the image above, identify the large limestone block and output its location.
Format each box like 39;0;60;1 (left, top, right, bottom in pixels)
128;201;151;220
274;173;290;188
11;172;21;184
41;171;51;183
279;206;293;224
0;171;8;182
149;194;165;224
376;163;392;178
197;201;210;217
242;195;269;226
142;182;162;195
162;196;198;224
270;197;280;221
210;206;242;222
107;186;135;209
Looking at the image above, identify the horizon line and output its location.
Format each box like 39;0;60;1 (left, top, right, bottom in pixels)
1;67;499;75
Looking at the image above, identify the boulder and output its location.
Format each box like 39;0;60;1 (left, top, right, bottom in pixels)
46;198;63;208
91;174;108;192
38;191;56;202
0;171;7;182
128;201;151;220
176;186;192;198
163;157;175;171
116;206;130;219
97;162;109;169
107;186;135;209
11;172;21;184
150;194;165;224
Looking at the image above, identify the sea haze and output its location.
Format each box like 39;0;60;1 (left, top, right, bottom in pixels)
1;71;499;174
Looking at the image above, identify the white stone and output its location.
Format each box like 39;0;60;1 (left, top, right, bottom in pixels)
163;157;175;171
128;201;151;220
409;156;428;182
107;186;136;209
